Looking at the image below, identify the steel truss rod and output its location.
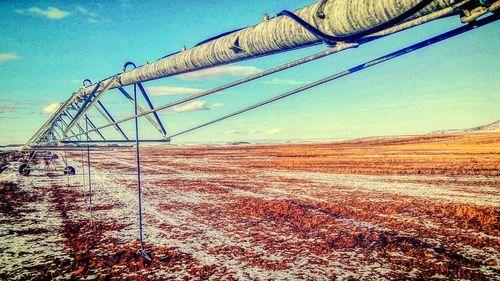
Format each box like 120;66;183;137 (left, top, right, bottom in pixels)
137;83;167;136
61;112;89;140
54;119;79;141
65;110;105;140
69;104;107;140
51;128;62;140
168;14;499;139
63;77;117;136
63;111;87;136
28;100;69;145
94;101;129;140
118;87;167;138
33;87;102;146
61;5;464;140
58;117;86;141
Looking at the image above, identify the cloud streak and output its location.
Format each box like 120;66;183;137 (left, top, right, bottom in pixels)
0;53;20;64
265;128;283;135
224;130;243;135
146;86;204;96
15;7;71;20
224;129;261;135
42;102;62;114
0;104;15;114
178;65;261;80
76;5;102;23
172;101;208;112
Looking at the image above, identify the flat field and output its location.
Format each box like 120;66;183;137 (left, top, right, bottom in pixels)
1;132;499;280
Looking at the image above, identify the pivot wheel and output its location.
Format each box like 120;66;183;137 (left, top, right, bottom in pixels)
19;164;31;176
63;166;76;175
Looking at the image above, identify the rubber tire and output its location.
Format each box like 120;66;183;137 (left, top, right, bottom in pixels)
64;166;76;175
19;164;31;176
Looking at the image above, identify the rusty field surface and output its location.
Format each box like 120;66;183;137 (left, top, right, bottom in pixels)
0;132;499;280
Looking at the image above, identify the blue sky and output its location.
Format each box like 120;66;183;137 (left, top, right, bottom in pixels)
0;0;498;145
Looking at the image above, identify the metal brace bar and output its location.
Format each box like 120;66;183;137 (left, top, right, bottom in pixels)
63;111;87;135
54;120;76;140
59;116;87;141
95;101;129;140
118;87;167;138
137;83;167;136
64;77;117;136
70;103;105;138
51;128;62;140
65;109;106;140
65;83;102;134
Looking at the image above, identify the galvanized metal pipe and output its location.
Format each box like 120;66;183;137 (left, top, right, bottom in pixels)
75;0;463;98
63;5;461;140
31;0;490;146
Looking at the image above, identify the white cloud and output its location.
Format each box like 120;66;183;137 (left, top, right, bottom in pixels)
76;6;96;17
265;128;283;135
224;130;243;135
0;53;20;63
75;5;102;23
262;78;309;86
16;7;71;20
172;100;208;112
178;65;262;80
42;102;62;114
146;86;204;96
212;103;225;108
224;129;260;135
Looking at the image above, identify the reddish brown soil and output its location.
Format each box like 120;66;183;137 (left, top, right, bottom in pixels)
1;132;499;279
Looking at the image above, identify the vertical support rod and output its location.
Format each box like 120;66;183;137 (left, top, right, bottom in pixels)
64;150;69;187
134;84;146;253
85;114;93;227
81;151;86;201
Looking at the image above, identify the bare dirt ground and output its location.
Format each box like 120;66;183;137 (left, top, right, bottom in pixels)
0;132;499;280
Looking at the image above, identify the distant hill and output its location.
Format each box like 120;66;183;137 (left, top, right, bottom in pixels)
431;120;500;134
